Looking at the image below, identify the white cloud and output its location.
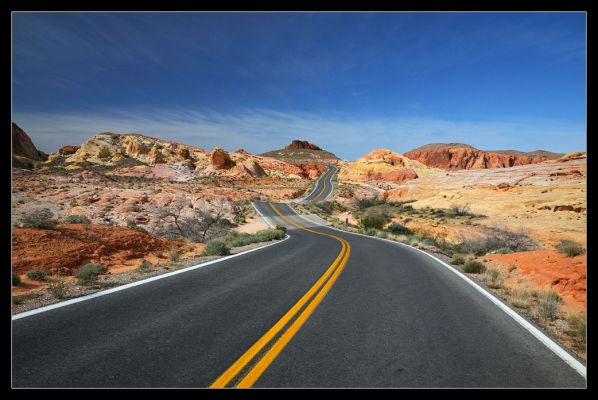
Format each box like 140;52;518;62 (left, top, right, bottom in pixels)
12;108;586;160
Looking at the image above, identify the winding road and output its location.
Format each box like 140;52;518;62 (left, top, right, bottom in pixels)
11;166;586;388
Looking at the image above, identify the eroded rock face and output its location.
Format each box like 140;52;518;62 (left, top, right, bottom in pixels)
284;140;322;151
12;123;48;168
404;147;548;171
339;149;426;183
209;147;235;169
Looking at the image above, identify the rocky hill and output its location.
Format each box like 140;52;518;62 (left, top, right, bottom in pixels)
338;148;438;183
43;132;314;180
404;143;556;170
260;140;340;164
12;123;48;168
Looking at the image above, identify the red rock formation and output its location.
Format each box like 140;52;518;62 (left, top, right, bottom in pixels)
295;163;327;179
234;148;252;155
58;145;80;156
209;147;235;169
284;140;322;151
404;147;548;171
366;168;418;182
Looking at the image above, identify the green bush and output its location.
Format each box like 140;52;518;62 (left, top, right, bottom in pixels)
463;260;486;274
202;239;231;256
566;312;586;344
20;209;59;229
555;240;585;257
137;260;151;272
360;214;387;230
449;203;474;216
362;227;379;237
225;228;285;248
12;273;21;286
254;228;286;242
75;263;107;283
26;269;47;281
64;214;91;225
451;254;465;265
47;279;68;299
275;225;287;233
386;223;411;235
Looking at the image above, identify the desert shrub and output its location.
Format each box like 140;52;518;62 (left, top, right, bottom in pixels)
254;228;286;242
555;240;585;257
538;289;562;320
566;312;586;344
47;279;68;299
64;214;91;225
137;260;151;272
457;227;535;256
463;260;486;274
481;268;502;289
377;231;389;239
202;239;231;256
357;197;384;210
359;206;391;230
168;248;184;262
26;269;47;281
12;273;21;286
362;227;379;237
451;254;465;265
386;223;411;235
449;203;473;216
275;225;287;233
510;287;532;309
20;209;59;229
75;263;107;283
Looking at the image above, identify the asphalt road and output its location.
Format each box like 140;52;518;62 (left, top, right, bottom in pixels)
12;169;586;388
299;164;337;203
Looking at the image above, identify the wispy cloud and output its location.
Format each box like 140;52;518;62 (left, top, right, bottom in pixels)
12;108;586;160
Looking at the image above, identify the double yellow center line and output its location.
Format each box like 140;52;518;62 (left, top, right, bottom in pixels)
311;167;334;202
210;201;351;388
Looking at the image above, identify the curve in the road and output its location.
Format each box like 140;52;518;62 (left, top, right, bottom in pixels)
211;202;351;388
299;165;337;203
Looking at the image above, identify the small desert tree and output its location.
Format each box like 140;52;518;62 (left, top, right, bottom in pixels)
155;197;231;243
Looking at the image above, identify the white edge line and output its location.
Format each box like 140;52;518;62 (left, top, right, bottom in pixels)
12;234;291;321
251;202;276;228
286;204;587;379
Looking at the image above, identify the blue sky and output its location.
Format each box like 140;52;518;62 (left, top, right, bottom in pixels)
12;12;586;159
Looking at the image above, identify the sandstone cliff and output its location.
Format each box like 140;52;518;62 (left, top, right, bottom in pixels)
404;143;553;170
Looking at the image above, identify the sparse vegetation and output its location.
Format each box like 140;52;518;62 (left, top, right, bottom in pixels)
451;254;465;265
566;312;586;344
168;248;184;262
463;259;486;274
12;273;21;286
480;268;502;289
75;263;107;284
26;269;48;281
449;203;474;216
137;260;151;272
538;289;562;320
510;287;532;309
19;208;59;229
202;239;231;256
386;222;411;235
47;279;68;299
555;240;585;257
64;214;91;225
